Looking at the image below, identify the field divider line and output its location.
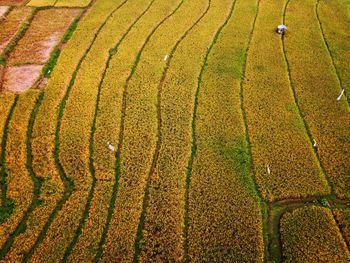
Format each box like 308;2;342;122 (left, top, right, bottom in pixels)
0;96;18;221
238;0;270;260
281;0;335;197
331;209;350;253
0;8;36;92
60;0;160;260
94;0;195;260
0;92;43;259
0;3;96;258
183;0;246;261
315;0;350;106
130;0;217;259
268;195;350;261
22;0;130;261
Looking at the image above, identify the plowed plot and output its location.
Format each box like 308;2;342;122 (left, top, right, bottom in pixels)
0;0;27;5
2;65;43;92
8;8;80;64
0;7;32;54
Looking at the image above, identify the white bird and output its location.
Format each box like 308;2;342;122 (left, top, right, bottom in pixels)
267;164;271;175
313;139;317;148
337;89;345;101
107;142;115;152
164;54;169;61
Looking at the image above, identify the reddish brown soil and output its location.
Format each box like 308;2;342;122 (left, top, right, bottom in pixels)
0;7;32;54
0;6;9;18
8;8;81;64
0;0;27;5
2;64;43;92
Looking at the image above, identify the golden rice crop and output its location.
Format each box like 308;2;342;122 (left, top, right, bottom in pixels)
8;8;81;64
26;0;55;6
6;0;127;260
30;0;158;260
0;91;38;248
333;208;350;246
0;94;15;154
280;206;350;262
317;0;350;105
242;0;330;202
0;7;32;55
134;0;210;260
55;0;91;7
187;0;264;260
67;0;182;261
98;0;203;260
284;0;350;199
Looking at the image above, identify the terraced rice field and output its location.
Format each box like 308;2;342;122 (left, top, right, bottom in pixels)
0;0;349;261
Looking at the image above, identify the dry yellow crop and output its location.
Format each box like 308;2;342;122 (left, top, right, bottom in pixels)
333;208;350;246
280;206;350;262
3;0;128;260
317;0;350;105
284;0;350;199
243;0;330;202
0;91;37;249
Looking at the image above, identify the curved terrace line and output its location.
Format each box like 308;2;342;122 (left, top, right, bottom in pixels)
62;0;160;260
315;0;350;106
131;0;217;261
22;0;130;261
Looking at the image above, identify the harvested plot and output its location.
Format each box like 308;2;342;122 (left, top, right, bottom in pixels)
280;206;350;262
0;7;32;54
243;0;329;202
27;0;91;7
8;8;81;64
2;65;43;92
284;0;350;199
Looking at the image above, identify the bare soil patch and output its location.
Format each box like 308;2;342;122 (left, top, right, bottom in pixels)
2;64;43;92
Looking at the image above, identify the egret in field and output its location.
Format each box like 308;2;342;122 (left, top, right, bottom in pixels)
164;54;169;61
107;142;115;152
337;89;345;101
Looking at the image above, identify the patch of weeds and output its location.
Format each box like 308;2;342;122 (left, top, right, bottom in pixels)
42;49;61;77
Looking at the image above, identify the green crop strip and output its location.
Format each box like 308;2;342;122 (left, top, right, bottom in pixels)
0;92;43;259
183;0;244;260
315;0;349;106
0;96;18;224
22;1;130;261
237;0;270;260
62;0;159;261
129;0;201;260
281;0;335;198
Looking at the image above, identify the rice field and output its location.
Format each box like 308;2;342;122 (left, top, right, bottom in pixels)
0;0;349;262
